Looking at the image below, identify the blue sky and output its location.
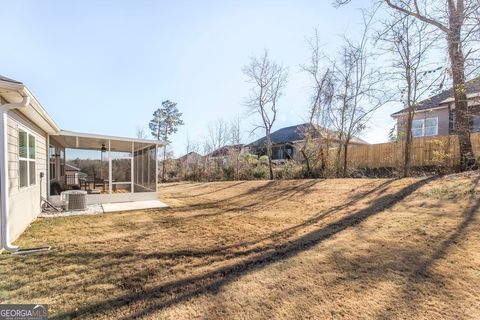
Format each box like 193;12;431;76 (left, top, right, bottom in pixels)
0;0;398;156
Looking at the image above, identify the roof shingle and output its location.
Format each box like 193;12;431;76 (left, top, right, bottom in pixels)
248;123;368;147
0;75;23;85
391;77;480;116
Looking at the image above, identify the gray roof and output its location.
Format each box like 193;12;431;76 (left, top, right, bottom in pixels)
248;123;368;147
0;75;23;84
65;163;82;172
392;76;480;116
177;151;202;161
208;144;245;157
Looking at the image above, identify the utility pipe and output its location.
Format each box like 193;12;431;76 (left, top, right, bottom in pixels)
0;96;30;252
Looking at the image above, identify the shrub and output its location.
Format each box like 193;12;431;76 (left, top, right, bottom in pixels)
222;166;235;180
259;155;269;164
252;165;268;179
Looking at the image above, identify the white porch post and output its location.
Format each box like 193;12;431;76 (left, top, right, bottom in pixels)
131;141;134;193
147;147;150;187
108;139;112;194
0;109;15;251
46;134;50;197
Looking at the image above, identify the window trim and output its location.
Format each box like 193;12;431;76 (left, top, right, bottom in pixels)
18;126;37;189
411;117;438;137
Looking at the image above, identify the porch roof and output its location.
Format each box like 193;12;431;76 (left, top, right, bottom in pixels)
50;130;164;152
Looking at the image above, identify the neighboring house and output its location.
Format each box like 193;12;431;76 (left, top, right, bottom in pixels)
65;163;82;173
248;123;368;162
391;77;480;138
63;163;88;190
0;75;163;250
207;144;248;167
177;151;203;166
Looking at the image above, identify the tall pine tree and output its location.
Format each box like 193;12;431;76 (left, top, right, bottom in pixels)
149;100;184;181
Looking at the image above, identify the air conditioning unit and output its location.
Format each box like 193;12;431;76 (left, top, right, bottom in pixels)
60;190;87;211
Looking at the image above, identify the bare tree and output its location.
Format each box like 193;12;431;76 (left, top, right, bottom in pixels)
207;118;229;153
300;29;335;177
380;13;444;176
336;0;480;170
330;14;387;177
229;114;243;145
229;114;244;179
243;50;288;180
205;118;229;173
135;125;148;139
183;133;201;179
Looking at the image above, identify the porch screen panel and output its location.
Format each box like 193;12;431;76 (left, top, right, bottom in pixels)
134;144;157;192
111;157;132;193
151;146;157;190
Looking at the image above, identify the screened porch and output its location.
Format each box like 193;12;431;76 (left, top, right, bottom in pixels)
48;130;162;204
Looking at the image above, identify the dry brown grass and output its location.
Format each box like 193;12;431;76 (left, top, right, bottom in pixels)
1;175;480;319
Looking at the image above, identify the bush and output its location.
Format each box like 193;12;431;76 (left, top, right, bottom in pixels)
275;161;303;180
259;155;269;164
222;166;235;180
252;165;268;179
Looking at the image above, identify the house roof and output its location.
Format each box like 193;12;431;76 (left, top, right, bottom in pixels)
65;163;82;172
391;76;480;117
208;144;245;157
177;151;202;161
0;75;23;85
248;123;368;147
0;76;60;134
50;130;164;153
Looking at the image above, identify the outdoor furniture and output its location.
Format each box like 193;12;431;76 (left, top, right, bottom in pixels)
81;174;106;192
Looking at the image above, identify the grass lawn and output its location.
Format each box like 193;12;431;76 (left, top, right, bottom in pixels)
1;175;480;319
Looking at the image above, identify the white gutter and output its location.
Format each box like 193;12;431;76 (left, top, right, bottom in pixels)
0;96;30;252
391;105;449;118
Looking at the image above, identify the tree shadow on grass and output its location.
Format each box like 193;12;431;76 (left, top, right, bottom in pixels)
50;177;436;319
375;194;480;319
170;181;248;198
162;179;322;216
42;179;395;270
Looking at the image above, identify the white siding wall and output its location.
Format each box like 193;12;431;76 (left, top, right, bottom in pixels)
6;109;48;242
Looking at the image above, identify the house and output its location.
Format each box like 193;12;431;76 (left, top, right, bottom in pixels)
0;75;164;251
177;151;203;166
391;77;480;138
206;144;248;167
63;163;88;190
248;123;368;161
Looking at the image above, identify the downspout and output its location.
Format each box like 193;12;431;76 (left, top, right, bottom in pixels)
0;96;30;252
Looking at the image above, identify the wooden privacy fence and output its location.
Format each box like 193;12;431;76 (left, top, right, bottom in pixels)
345;132;480;169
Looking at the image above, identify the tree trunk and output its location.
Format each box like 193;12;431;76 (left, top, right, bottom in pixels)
448;6;477;171
335;143;343;178
319;145;326;176
403;113;413;178
342;139;349;178
301;148;312;177
404;70;414;178
266;129;274;180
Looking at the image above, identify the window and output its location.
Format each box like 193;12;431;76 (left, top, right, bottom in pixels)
411;117;438;137
424;118;438;136
412;120;424;138
18;128;36;188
